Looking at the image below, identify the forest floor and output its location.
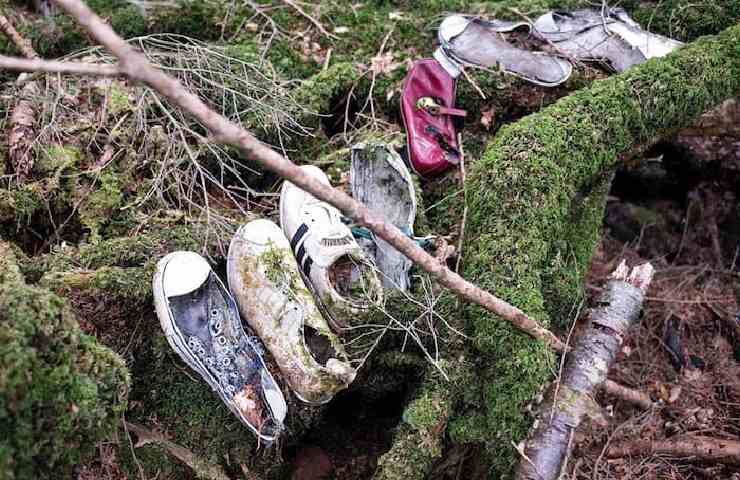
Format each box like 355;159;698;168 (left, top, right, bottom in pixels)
2;0;739;479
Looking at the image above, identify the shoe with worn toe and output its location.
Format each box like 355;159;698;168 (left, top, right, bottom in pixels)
533;8;683;72
228;219;357;405
437;14;573;87
153;251;287;442
279;165;383;331
350;142;416;291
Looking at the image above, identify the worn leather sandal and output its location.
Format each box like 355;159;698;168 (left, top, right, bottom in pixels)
533;8;683;72
437;14;573;87
400;58;465;177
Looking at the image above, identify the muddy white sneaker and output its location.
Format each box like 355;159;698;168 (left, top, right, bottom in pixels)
153;251;287;443
279;165;383;330
227;219;357;404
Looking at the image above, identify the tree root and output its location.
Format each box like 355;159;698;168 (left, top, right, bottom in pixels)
607;435;740;466
514;261;654;480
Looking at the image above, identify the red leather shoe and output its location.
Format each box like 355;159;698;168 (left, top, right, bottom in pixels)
400;58;466;178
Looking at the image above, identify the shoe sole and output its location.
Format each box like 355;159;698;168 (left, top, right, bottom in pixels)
153;252;281;443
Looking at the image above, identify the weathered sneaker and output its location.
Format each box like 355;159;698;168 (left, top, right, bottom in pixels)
153;251;287;442
533;8;683;72
350;142;416;291
279;165;383;330
437;14;573;87
227;219;357;404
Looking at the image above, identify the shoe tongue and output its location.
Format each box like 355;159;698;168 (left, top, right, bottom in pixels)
163;252;211;297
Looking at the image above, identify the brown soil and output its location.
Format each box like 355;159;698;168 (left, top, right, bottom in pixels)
569;176;740;478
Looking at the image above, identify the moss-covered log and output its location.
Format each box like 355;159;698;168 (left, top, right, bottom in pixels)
459;24;740;476
0;240;130;478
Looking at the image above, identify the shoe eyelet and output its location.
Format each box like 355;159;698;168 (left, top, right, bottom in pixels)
218;336;227;346
211;309;219;317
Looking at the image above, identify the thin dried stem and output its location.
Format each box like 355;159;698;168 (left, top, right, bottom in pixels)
0;13;37;59
0;55;121;76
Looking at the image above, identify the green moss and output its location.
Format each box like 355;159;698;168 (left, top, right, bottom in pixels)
36;145;81;175
78;171;124;242
107;82;133;115
375;360;472;480
460;25;740;477
0;242;130;479
293;62;362;120
0;183;45;225
631;0;740;42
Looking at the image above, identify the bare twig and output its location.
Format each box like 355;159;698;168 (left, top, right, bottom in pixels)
0;12;37;59
515;261;655;480
602;379;654;410
41;0;565;352
607;436;740;465
281;0;337;39
0;55;121;76
0;16;41;180
123;421;235;480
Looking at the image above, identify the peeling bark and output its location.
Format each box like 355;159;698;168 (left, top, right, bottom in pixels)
514;261;654;480
8;81;39;179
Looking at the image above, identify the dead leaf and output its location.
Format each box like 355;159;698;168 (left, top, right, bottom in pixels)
369;51;401;76
480;106;496;130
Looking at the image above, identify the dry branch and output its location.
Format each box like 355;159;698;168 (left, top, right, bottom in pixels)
0;13;37;59
0;16;40;179
602;379;653;410
36;0;565;351
0;55;121;76
515;261;655;480
123;421;237;480
607;435;740;466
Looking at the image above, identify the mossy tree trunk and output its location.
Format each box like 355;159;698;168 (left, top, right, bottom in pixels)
455;24;740;477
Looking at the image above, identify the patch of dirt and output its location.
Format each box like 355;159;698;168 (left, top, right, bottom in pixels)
569;148;740;479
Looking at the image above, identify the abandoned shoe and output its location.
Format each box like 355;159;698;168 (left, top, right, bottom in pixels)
401;58;464;177
153;251;287;442
227;219;357;405
437;15;573;87
279;165;383;330
350;142;416;291
533;8;683;72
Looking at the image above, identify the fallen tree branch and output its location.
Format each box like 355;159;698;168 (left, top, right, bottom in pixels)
607;435;740;466
123;421;237;480
0;12;37;59
29;0;564;352
602;379;654;410
515;261;654;480
0;16;40;179
0;55;121;76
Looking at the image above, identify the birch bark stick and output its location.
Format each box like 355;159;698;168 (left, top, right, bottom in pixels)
35;0;565;351
515;260;654;480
